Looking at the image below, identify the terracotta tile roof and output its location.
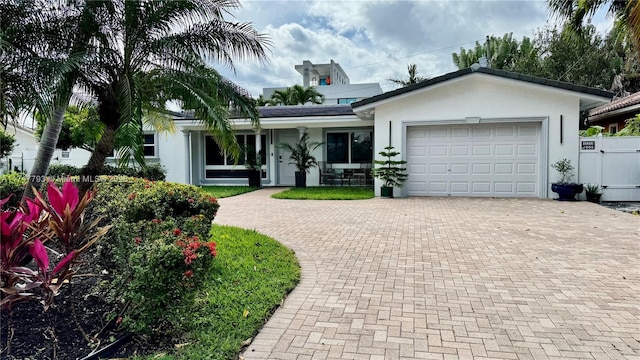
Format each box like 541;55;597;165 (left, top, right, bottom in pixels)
588;92;640;117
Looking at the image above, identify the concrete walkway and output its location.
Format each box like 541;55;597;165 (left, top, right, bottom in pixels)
215;189;640;360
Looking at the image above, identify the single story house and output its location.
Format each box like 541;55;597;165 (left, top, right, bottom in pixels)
586;91;640;134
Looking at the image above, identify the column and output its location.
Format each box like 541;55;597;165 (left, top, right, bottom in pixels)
182;130;191;184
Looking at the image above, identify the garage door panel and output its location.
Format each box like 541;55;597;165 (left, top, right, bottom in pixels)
407;122;540;197
472;163;491;175
495;144;515;156
429;163;448;174
450;163;469;174
472;145;492;156
494;163;513;174
517;144;537;156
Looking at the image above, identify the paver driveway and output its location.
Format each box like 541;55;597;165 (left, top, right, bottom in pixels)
215;189;640;360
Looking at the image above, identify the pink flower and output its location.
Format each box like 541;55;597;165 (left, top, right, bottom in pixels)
183;270;193;278
173;228;182;236
47;181;79;217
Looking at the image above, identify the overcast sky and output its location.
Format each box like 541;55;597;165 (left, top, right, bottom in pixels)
217;0;614;97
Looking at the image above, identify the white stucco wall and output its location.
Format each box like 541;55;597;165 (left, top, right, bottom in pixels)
367;73;602;198
3;127;92;174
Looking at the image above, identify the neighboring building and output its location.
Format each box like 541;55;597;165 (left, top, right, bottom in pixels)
263;60;383;105
586;91;640;134
1;124;92;174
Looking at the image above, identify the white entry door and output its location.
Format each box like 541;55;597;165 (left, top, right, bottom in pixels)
276;130;299;185
406;122;541;197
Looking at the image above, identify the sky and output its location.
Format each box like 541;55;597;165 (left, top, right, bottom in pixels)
216;0;615;97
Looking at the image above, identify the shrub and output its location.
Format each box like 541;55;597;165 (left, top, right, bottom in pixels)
87;178;220;334
105;217;216;333
47;163;166;181
47;164;82;177
0;172;27;208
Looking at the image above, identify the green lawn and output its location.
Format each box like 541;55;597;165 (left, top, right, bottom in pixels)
271;186;374;200
140;225;300;360
199;186;257;198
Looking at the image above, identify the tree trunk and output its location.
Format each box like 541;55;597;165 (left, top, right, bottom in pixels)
77;124;117;195
21;103;68;204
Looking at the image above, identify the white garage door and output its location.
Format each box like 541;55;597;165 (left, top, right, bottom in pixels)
406;122;540;197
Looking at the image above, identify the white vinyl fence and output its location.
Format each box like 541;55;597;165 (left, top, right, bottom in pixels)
579;136;640;201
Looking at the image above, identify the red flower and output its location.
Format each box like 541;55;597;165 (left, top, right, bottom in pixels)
183;270;194;278
151;219;161;224
128;193;136;201
134;237;142;245
207;242;217;257
116;317;123;325
173;228;181;236
188;198;194;203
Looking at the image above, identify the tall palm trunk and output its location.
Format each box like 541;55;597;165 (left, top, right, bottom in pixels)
21;100;69;203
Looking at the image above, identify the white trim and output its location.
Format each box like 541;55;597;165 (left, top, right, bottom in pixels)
401;116;548;198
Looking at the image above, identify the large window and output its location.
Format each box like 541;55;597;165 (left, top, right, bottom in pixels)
205;134;266;166
326;131;372;164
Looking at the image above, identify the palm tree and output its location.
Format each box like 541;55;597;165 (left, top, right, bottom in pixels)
270;85;324;105
1;0;100;201
3;0;269;194
547;0;640;47
72;0;268;191
388;64;428;87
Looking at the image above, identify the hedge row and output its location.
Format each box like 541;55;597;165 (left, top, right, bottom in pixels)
47;163;166;181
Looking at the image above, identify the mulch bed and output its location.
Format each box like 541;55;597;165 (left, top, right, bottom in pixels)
0;253;168;360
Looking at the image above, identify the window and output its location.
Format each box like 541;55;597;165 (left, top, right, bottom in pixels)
326;131;372;164
205;134;266;166
609;124;618;135
61;150;70;159
311;77;317;86
143;133;156;157
337;98;357;105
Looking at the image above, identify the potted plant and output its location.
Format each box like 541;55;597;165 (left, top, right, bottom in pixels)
584;183;602;203
371;145;408;198
550;159;583;201
244;144;262;188
278;133;323;188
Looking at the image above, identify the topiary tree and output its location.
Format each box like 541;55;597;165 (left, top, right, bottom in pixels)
371;146;408;197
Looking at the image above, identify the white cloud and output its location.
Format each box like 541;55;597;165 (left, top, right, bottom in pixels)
217;0;602;96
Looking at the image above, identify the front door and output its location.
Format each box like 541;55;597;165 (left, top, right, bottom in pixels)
276;130;299;185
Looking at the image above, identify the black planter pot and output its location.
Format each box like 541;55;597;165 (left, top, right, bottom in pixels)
380;186;394;198
247;169;261;188
294;171;307;188
551;183;584;201
586;193;602;203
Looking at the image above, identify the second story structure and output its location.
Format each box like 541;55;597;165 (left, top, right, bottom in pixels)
263;60;383;105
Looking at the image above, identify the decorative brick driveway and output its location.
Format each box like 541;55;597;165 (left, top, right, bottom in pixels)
215;189;640;360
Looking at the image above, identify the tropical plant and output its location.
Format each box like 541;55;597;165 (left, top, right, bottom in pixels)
278;133;323;173
0;180;108;310
1;0;97;202
388;64;428;87
551;158;575;184
585;183;602;196
270;85;324;105
0;128;16;159
580;125;605;136
3;0;269;199
34;106;103;152
371;146;408;188
452;34;540;72
616;115;640;135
